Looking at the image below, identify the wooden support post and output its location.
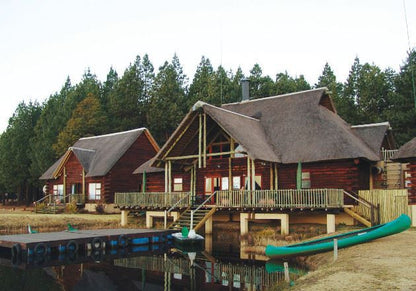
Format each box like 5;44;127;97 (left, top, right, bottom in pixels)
270;163;273;190
333;239;338;261
284;262;290;282
274;164;278;190
240;213;249;235
327;214;336;234
63;167;67;199
198;114;202;168
168;161;172;193
164;162;168;193
230;139;235;158
411;205;416;227
121;210;128;226
203;113;207;168
251;159;256;191
228;157;232;190
82;169;85;196
246;157;251;191
205;216;213;234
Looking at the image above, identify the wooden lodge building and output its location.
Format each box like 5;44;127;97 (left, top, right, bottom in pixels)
116;88;401;234
40;128;159;212
393;137;416;204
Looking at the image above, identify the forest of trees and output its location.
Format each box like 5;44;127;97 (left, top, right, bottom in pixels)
0;50;415;204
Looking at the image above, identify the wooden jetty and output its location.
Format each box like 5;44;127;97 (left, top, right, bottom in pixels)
0;228;175;260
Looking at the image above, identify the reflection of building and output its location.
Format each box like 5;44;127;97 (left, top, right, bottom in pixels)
114;253;303;290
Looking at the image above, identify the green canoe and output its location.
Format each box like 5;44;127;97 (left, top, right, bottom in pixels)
265;214;411;259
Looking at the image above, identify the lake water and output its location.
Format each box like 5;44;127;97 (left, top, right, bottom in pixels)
0;233;307;290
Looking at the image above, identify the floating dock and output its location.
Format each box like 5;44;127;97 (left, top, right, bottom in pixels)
0;228;175;262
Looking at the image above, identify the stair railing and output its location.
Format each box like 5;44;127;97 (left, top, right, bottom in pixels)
343;190;380;225
33;194;60;213
164;192;192;229
190;191;217;230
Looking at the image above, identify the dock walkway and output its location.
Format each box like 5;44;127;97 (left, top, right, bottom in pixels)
0;228;174;260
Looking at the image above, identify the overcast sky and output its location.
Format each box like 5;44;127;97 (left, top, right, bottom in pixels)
1;0;415;133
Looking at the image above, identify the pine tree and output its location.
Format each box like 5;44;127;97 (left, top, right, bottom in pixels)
148;55;187;144
53;93;107;156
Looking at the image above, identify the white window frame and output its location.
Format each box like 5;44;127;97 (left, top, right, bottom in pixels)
88;183;101;200
173;177;183;192
53;184;64;198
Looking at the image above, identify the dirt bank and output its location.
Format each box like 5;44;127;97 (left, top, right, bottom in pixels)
289;229;416;290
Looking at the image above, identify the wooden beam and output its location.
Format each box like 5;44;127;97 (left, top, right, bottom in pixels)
165;151;236;161
229;157;232;190
203;113;207;168
164;162;168;192
247;157;251;191
63;167;67;198
162;114;197;160
168;161;172;193
251;159;256;191
82;169;85;196
274;163;278;190
198;114;202;168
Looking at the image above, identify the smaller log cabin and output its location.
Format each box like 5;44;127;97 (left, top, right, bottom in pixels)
40;128;159;208
393;137;416;204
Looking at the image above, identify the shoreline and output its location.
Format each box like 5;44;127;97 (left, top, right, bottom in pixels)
287;229;416;290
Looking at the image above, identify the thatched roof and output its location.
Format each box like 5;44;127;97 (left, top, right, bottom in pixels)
152;88;386;167
351;122;395;154
202;104;280;162
392;137;416;162
222;88;380;163
40;128;157;180
133;157;164;174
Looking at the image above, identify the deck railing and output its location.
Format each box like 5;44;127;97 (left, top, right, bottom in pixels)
381;148;398;161
215;189;344;208
115;189;344;209
115;192;191;208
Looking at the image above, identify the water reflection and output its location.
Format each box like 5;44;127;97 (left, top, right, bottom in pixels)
0;234;307;290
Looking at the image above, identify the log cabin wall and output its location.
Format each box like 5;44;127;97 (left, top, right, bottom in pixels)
408;161;416;204
194;157;271;196
278;159;370;193
106;134;158;203
64;152;84;196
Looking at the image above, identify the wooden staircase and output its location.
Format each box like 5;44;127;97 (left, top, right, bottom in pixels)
168;207;216;231
344;208;372;227
343;190;379;226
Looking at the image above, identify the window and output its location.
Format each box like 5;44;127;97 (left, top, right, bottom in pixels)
88;183;101;200
232;176;241;190
302;172;311;189
173;178;183;192
53;184;64;198
221;177;229;190
70;183;81;194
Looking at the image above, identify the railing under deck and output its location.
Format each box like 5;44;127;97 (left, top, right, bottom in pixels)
216;189;344;208
115;192;191;209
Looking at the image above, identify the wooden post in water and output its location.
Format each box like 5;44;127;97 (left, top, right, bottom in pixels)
334;238;338;261
284;262;290;282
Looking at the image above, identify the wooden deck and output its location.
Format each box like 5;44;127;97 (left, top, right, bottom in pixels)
115;189;345;210
0;228;175;259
